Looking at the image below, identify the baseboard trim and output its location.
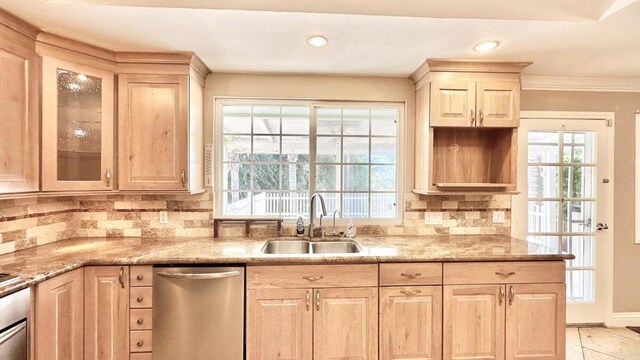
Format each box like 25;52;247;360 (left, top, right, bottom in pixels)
606;312;640;327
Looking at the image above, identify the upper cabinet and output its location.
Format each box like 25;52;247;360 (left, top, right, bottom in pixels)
41;56;115;191
117;57;206;193
412;59;530;194
0;13;40;194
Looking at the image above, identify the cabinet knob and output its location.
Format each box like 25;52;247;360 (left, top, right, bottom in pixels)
137;296;144;303
137;341;144;347
105;168;112;187
136;274;144;281
137;318;144;325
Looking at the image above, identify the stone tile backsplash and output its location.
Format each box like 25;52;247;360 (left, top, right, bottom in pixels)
0;191;510;255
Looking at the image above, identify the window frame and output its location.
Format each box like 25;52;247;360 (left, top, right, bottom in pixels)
214;98;405;224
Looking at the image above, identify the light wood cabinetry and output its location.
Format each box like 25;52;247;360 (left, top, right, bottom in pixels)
84;266;129;360
128;266;153;358
41;56;115;191
444;285;505;360
506;283;566;360
412;59;530;194
0;16;39;194
246;265;379;360
34;268;84;360
246;288;313;360
380;286;442;360
118;67;205;193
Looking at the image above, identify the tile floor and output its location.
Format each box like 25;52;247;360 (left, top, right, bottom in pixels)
567;327;640;359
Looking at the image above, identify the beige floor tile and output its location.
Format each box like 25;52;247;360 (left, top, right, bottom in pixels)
580;327;640;360
582;348;620;360
567;327;585;360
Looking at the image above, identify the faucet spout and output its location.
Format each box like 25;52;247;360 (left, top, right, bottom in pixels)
309;193;327;238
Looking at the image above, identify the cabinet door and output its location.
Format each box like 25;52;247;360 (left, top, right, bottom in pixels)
380;286;442;360
444;285;505;360
0;31;39;193
429;81;476;127
41;57;115;191
84;266;129;360
34;268;84;360
506;283;565;360
476;81;520;128
118;74;188;191
246;288;313;360
314;287;378;360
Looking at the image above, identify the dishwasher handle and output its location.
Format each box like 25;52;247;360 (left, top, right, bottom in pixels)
156;270;241;280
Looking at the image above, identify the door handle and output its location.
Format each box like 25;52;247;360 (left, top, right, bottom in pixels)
499;287;505;306
156;271;241;280
181;169;186;187
596;223;609;231
400;289;422;296
305;290;310;311
106;168;112;187
509;286;515;305
118;267;125;288
470;109;475;126
479;110;484;126
316;290;320;311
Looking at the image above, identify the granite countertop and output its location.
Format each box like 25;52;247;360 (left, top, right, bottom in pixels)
0;235;573;297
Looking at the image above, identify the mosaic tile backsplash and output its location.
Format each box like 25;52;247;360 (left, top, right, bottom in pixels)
0;191;510;255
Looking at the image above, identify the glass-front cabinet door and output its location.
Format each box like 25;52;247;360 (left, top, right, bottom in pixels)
41;57;114;191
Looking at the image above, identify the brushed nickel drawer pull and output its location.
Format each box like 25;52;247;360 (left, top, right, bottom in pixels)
118;267;125;289
303;275;324;282
499;287;505;306
137;318;144;325
495;271;516;277
136;274;144;281
305;290;310;311
137;296;144;303
400;272;422;279
509;286;515;305
400;289;422;296
137;341;144;347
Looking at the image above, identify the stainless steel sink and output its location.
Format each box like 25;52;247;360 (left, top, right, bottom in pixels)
261;240;362;255
261;240;310;254
311;241;362;254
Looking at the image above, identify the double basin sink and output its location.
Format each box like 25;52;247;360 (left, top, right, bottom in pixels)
262;239;362;255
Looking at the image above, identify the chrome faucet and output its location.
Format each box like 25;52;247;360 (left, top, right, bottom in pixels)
331;210;342;236
309;193;328;239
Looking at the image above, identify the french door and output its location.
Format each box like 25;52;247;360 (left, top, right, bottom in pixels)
513;115;612;324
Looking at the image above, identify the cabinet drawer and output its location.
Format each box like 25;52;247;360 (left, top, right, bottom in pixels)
130;354;152;360
130;330;152;353
130;309;153;330
247;264;378;289
130;266;153;287
443;261;565;285
130;287;153;308
380;263;442;286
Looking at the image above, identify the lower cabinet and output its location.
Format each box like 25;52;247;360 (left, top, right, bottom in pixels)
246;287;378;360
84;266;130;360
444;283;566;360
34;268;84;360
380;286;442;360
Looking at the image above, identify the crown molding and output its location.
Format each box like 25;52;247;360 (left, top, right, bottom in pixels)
521;75;640;92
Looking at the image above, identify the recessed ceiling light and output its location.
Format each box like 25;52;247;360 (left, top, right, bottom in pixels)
307;36;328;48
474;40;499;52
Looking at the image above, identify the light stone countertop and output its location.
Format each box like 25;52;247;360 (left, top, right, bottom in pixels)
0;235;573;297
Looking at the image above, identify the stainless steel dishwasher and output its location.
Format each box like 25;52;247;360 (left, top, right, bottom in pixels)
0;287;30;360
153;266;244;360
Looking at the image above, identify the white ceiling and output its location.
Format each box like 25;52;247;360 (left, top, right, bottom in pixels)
2;0;640;78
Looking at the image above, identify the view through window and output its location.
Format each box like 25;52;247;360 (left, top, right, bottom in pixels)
219;102;400;219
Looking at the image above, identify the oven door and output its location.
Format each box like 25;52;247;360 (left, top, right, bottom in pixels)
0;320;28;360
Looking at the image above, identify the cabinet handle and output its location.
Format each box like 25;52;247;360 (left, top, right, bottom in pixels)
106;168;112;187
315;290;320;311
305;290;310;311
509;286;515;305
400;272;422;279
137;341;144;347
137;318;144;325
479;110;484;126
181;170;186;187
400;289;422;296
470;109;475;126
137;296;144;303
495;271;516;277
499;287;505;306
136;274;144;281
118;267;125;288
302;275;324;282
